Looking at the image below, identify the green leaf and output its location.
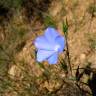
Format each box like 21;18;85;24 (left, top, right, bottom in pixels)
68;76;77;81
38;62;45;69
60;58;68;72
44;15;56;28
62;19;68;35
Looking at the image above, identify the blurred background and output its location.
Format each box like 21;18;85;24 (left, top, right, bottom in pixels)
0;0;96;96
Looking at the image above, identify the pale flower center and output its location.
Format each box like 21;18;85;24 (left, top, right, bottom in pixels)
54;44;60;52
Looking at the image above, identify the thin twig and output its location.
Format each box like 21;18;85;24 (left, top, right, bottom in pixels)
65;18;72;76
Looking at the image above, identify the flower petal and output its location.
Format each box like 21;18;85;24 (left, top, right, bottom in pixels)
55;36;65;52
34;36;55;51
47;53;58;64
44;27;59;43
37;49;55;62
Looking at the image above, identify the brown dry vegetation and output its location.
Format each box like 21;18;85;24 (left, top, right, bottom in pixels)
0;0;96;96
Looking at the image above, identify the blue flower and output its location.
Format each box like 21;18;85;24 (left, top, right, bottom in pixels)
34;27;66;64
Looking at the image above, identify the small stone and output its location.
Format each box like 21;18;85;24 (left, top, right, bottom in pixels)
80;53;86;60
8;65;17;77
8;65;21;79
